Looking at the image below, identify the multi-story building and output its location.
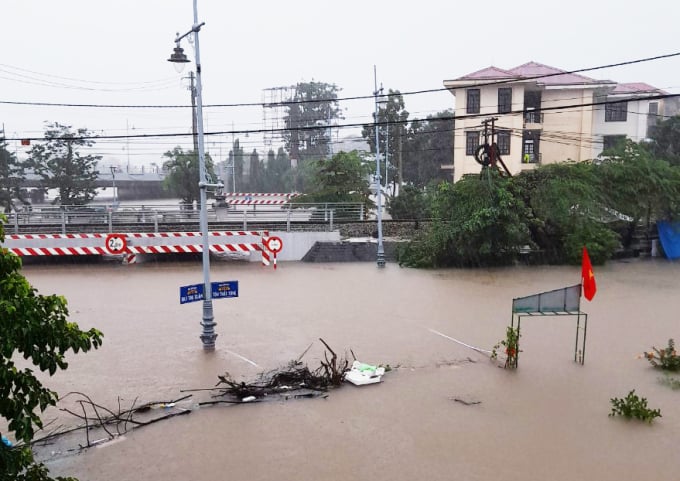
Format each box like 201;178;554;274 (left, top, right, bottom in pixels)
443;62;677;181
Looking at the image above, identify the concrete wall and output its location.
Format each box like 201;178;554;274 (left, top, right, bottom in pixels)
269;231;341;261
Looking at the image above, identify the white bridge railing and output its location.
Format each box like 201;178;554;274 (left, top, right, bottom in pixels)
5;202;367;234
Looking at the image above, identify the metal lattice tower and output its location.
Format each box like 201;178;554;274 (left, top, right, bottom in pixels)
262;86;296;148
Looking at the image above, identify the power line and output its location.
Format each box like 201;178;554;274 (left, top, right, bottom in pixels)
7;92;679;143
2;52;679;109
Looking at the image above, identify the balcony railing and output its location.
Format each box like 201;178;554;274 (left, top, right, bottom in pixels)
523;110;544;124
521;153;541;164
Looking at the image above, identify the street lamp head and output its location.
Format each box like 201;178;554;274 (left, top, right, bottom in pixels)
168;41;190;73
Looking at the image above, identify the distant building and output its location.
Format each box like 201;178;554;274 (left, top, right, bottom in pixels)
443;62;677;181
334;136;371;155
595;82;676;152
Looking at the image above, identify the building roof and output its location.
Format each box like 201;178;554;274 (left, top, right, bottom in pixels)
611;82;666;95
457;66;518;80
448;61;612;86
508;61;602;85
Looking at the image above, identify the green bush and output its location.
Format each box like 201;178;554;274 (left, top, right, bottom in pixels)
644;339;680;371
609;390;661;423
562;220;620;265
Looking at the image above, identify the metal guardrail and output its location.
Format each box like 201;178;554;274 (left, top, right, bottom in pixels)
5;202;367;235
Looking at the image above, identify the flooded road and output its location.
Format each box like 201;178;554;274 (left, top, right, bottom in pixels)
19;259;680;480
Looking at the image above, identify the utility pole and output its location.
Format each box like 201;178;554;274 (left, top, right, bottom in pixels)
328;108;333;159
187;71;199;154
231;123;236;192
126;120;131;172
385;121;389;189
373;66;386;268
397;128;403;193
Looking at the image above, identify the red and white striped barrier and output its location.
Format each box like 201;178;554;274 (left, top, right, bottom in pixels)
223;193;299;198
5;231;277;267
6;233;107;240
9;246;109;256
228;199;290;205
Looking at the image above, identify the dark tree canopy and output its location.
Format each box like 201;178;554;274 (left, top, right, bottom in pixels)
292;151;372;206
282;81;343;172
401;111;454;188
361;89;410;187
0;140;27;213
260;147;293;193
397;143;680;268
647;114;680;166
162;147;215;208
26;122;100;206
226;139;246;192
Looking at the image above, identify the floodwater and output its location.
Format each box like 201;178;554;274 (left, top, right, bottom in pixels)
15;259;680;480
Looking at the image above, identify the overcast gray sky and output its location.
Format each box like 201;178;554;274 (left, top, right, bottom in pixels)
2;0;679;169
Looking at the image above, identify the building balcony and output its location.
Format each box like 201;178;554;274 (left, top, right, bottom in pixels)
523;110;544;126
521;152;541;165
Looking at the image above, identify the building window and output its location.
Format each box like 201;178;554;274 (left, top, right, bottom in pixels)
497;130;511;155
648;102;659;116
465;131;480;155
467;89;480;114
498;88;512;114
605;100;628;122
522;131;540;163
602;135;626;152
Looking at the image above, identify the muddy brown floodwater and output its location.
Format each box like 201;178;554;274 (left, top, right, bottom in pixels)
15;258;680;480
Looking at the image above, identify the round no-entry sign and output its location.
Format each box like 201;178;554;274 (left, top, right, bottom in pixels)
265;236;283;253
105;233;127;255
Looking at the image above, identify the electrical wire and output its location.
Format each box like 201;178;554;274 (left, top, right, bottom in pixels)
2;51;678;109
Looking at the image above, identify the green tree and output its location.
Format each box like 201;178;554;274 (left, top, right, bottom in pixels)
226;139;246;192
282;81;343;190
0;140;27;213
292;151;372;206
387;184;431;221
402;111;454;187
162;147;215;208
361;89;410;188
598;140;680;247
511;161;618;264
647;114;680;166
247;149;263;192
25;123;100;206
399;172;532;267
262;148;293;193
0;216;103;481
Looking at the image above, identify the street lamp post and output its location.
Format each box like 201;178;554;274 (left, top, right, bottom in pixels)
168;0;222;350
373;66;386;268
109;166;117;205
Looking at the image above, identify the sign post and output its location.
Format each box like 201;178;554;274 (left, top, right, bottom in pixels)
180;281;239;305
265;236;283;269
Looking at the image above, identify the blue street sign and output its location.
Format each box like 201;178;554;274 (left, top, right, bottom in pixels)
211;281;239;300
180;281;239;304
180;283;204;304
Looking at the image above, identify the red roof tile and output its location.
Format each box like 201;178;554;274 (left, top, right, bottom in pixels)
612;82;665;94
456;66;518;80
508;61;601;85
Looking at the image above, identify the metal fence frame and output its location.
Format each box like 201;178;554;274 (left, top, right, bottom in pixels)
6;202;367;235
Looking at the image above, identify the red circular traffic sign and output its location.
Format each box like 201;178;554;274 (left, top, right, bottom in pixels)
265;236;283;253
105;233;127;255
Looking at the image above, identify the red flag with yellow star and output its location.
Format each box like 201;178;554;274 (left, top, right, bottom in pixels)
581;246;597;301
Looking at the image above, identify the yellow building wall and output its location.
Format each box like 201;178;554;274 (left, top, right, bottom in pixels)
452;84;526;181
540;88;595;164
